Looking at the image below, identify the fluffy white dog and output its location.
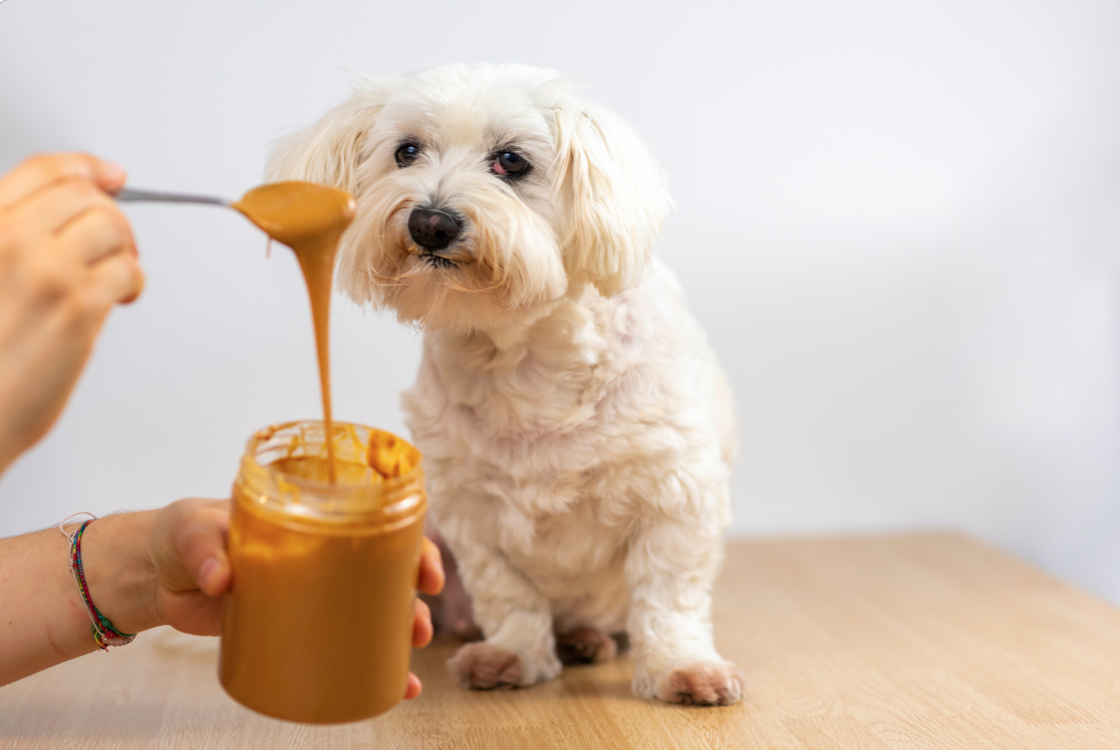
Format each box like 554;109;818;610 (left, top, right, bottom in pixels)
267;63;742;706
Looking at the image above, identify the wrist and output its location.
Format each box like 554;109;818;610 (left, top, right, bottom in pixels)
79;511;164;634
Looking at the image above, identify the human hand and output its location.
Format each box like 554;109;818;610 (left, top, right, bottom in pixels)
0;153;144;473
144;499;445;699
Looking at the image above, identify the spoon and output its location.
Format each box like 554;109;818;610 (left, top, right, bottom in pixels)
116;187;232;207
117;185;278;237
115;184;355;245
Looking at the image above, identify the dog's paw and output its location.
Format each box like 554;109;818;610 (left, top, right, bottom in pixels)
448;639;563;689
555;627;617;665
655;660;745;706
448;643;526;690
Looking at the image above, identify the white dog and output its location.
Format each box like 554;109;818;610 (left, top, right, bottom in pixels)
267;63;742;706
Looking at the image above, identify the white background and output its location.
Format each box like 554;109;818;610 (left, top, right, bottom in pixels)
2;0;1119;602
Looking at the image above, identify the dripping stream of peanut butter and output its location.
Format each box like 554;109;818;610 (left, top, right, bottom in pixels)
232;181;356;483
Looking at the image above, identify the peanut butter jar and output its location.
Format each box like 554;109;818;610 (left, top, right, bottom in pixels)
219;420;426;724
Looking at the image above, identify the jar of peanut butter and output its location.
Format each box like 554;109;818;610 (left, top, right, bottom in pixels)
219;420;426;724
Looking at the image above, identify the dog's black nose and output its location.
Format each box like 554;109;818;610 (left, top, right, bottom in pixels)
408;207;462;251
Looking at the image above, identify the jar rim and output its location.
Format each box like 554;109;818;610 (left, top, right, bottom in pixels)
236;420;424;522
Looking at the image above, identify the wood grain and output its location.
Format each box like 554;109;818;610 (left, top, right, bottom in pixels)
3;533;1120;749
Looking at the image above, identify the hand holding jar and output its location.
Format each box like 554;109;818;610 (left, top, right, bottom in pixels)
0;497;444;697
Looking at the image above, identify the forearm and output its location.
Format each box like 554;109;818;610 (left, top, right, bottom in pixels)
0;511;162;686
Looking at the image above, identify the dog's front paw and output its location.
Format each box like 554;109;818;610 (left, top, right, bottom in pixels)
448;643;523;689
655;660;745;706
448;640;562;689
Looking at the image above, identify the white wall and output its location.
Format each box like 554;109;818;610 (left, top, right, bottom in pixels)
2;0;1119;601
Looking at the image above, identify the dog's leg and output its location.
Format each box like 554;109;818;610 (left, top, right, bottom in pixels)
445;542;562;690
625;518;744;706
419;528;481;641
555;626;619;665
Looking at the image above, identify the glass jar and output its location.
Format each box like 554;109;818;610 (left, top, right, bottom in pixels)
219;420;426;724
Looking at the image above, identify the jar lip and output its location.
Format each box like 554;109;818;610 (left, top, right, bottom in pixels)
238;420;423;516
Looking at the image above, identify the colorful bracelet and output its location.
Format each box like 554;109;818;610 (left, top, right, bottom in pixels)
59;513;137;650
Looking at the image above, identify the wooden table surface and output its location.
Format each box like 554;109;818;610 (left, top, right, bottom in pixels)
3;533;1120;749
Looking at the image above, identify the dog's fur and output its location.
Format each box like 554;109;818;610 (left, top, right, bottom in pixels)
267;63;742;705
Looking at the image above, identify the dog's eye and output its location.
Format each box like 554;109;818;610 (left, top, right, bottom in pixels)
493;151;529;178
395;143;422;168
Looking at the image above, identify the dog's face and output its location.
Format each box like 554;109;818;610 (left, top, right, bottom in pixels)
268;64;672;334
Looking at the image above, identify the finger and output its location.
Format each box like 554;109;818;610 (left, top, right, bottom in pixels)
5;177;119;241
171;502;231;598
404;672;422;700
412;598;433;648
88;252;146;308
53;201;137;265
0;153;125;212
417;537;445;596
200;497;234;513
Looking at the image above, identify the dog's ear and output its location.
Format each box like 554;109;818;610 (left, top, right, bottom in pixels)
265;78;390;191
551;99;673;297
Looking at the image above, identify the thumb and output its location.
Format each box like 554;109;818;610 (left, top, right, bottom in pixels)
90;156;128;194
168;501;231;598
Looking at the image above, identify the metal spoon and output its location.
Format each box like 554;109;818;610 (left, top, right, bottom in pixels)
116;187;232;207
115;183;355;246
116;186;270;233
115;186;282;240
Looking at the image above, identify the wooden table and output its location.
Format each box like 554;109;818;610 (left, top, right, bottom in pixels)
4;533;1120;749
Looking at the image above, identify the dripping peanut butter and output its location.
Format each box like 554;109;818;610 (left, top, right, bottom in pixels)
232;181;355;482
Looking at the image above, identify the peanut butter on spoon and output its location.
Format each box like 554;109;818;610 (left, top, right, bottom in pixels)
232;181;356;482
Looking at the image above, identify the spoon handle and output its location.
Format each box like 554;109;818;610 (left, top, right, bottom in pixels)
116;187;231;207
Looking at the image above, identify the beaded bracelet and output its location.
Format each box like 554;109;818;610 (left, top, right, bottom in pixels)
58;513;137;650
